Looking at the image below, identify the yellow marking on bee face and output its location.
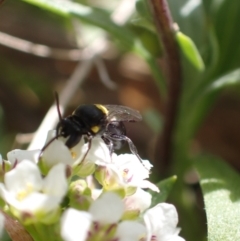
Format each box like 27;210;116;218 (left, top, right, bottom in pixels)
91;125;100;133
95;104;108;115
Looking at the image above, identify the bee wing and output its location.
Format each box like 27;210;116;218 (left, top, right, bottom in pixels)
104;105;142;122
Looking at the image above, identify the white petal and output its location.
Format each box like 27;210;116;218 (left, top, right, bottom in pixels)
4;160;42;195
42;163;68;197
91;188;102;200
77;137;111;165
144;203;185;241
0;187;61;213
124;188;151;213
116;221;146;241
7;149;40;164
104;163;125;187
89;192;124;224
16;192;62;213
44;130;57;143
140;180;160;192
61;208;92;241
41;139;74;166
141;160;153;171
113;154;150;184
68;137;85;160
0;183;21;208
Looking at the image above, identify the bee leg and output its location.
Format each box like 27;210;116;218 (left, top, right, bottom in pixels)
121;136;142;162
79;136;92;164
123;136;149;170
101;135;115;162
110;134;148;170
107;140;114;162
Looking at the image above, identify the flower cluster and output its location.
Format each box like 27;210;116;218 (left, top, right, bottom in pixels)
0;130;185;241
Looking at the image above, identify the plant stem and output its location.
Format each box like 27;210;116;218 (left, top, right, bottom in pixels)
0;210;33;241
148;0;182;177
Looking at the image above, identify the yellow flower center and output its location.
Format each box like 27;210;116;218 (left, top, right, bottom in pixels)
17;183;34;201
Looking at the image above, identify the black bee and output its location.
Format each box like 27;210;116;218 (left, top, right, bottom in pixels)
41;93;143;164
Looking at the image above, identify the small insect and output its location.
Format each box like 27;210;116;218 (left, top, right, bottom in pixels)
41;93;143;165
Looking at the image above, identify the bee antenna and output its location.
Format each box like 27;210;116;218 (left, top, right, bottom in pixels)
41;136;57;152
55;92;62;121
39;92;63;161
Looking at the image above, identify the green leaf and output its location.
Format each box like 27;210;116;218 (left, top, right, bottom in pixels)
149;176;177;207
177;68;240;150
167;0;205;51
135;0;152;23
21;0;135;49
176;31;205;71
135;28;162;57
195;155;240;241
208;68;240;91
21;0;73;16
143;55;166;96
202;0;240;76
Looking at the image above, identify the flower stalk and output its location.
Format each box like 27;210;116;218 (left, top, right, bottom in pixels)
148;0;183;176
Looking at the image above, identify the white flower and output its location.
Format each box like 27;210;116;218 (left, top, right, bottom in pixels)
89;192;124;224
61;208;92;241
124;188;152;213
41;130;85;168
0;212;4;238
61;192;146;241
90;188;151;216
112;154;159;192
74;137;112;166
116;221;146;241
0;160;68;222
41;132;158;195
41;131;110;172
95;151;159;193
144;203;185;241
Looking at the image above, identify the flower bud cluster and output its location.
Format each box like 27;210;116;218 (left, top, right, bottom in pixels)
0;130;185;241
